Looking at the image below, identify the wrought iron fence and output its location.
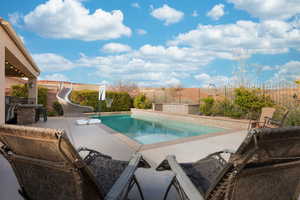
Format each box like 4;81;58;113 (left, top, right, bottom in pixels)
204;80;300;109
144;80;300;108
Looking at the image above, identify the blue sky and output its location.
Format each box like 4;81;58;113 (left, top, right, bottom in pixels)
1;0;300;87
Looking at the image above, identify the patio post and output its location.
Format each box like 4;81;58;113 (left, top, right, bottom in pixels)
28;77;37;104
0;46;4;124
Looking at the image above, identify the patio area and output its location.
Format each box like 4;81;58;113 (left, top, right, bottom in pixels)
1;18;41;125
0;13;300;200
0;116;247;200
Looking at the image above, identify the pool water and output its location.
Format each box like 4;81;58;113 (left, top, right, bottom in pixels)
96;115;225;144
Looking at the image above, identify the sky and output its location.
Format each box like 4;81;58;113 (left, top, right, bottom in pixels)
1;0;300;87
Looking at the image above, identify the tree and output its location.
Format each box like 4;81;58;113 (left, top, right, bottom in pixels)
112;80;139;94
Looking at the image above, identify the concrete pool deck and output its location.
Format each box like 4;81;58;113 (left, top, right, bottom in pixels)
0;116;247;200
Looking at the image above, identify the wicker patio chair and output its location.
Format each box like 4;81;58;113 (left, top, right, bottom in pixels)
157;126;300;200
264;110;289;128
0;124;150;200
248;107;276;130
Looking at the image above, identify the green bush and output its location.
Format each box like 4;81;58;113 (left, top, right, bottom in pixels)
285;107;300;126
38;87;48;107
52;101;64;116
208;99;244;118
200;97;215;115
133;94;152;109
234;87;274;117
199;88;275;119
70;90;133;112
47;111;57;117
11;84;28;97
11;84;48;107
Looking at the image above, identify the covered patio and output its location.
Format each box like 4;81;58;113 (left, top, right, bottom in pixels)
0;18;40;124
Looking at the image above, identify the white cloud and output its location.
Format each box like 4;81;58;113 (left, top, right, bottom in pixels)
102;43;132;53
76;44;215;86
131;2;140;8
23;0;131;41
165;78;181;86
98;80;110;85
151;4;184;25
8;12;22;26
207;4;225;20
136;29;147;35
33;41;216;86
33;53;75;72
194;73;210;81
228;0;300;20
272;61;300;81
192;10;198;17
169;19;300;59
194;73;230;87
43;73;70;81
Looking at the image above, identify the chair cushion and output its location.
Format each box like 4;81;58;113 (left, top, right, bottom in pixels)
88;155;129;196
181;157;224;194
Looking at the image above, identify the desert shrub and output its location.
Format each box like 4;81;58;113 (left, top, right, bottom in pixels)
52;101;64;116
133;94;152;109
234;87;274;118
200;97;215;115
209;99;244;118
200;88;275;119
70;90;133;112
11;84;48;107
285;107;300;126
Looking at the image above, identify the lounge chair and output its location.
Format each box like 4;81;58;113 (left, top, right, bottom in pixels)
157;127;300;200
264;110;289;128
0;124;150;200
248;107;276;130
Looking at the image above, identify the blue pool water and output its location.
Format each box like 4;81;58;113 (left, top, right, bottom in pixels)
96;115;225;144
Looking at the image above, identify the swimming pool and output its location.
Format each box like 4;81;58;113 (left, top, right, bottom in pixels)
96;115;225;144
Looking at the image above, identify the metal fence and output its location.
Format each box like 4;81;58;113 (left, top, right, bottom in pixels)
144;80;300;108
204;80;300;108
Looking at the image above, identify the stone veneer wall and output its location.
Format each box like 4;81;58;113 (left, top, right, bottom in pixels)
153;103;199;115
17;107;35;125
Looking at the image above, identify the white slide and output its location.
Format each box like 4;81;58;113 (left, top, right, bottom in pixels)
56;87;94;117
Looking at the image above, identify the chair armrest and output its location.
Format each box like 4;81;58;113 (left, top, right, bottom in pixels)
105;153;147;200
157;155;205;200
77;147;112;164
266;118;281;126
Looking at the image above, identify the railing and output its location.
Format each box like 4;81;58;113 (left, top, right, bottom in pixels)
204;80;300;108
146;81;300;109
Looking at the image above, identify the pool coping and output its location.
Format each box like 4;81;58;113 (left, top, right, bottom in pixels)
97;118;245;151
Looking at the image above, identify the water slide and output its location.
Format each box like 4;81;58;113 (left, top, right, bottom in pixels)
56;87;94;117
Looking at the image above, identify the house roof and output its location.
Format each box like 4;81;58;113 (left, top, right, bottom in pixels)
0;18;40;74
